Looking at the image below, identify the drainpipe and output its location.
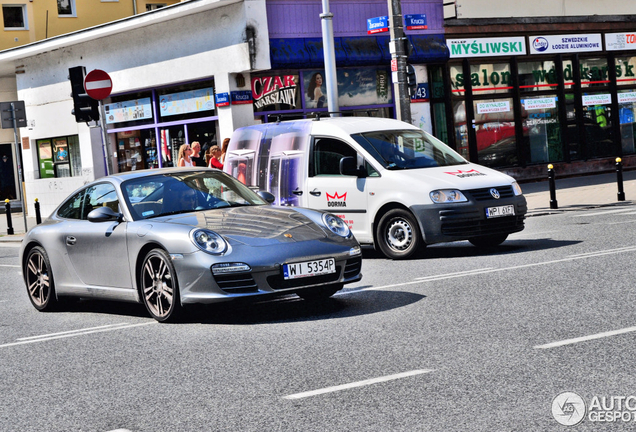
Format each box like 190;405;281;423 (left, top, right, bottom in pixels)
320;0;339;115
132;0;137;15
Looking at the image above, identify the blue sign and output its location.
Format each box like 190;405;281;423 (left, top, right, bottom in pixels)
405;14;427;30
215;92;230;107
367;16;388;35
411;83;429;103
231;90;253;105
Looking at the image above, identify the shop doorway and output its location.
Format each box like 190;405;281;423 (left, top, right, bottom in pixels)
0;144;16;200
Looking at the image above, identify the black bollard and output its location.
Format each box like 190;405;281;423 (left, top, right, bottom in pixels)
548;164;558;209
616;157;626;201
5;199;13;235
35;198;42;224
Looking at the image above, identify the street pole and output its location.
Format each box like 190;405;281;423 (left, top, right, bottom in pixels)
388;0;411;123
97;100;111;176
320;0;340;115
10;103;27;233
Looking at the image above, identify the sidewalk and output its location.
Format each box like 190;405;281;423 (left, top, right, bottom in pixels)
0;170;634;243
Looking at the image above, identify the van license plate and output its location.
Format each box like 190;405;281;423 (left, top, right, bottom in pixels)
283;258;336;280
486;205;515;218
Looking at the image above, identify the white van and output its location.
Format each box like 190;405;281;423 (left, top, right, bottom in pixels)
225;117;527;259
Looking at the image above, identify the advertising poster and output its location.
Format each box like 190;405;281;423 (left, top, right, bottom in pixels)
303;68;392;109
159;87;215;116
53;138;69;162
105;98;153;124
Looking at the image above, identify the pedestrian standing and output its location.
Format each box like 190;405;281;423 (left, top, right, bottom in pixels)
207;145;223;169
190;141;205;167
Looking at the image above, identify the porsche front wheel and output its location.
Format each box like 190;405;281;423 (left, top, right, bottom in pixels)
24;246;58;311
140;249;182;323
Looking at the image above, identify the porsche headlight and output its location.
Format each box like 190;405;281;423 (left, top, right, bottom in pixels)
511;181;523;196
191;229;227;255
322;213;351;238
429;189;468;204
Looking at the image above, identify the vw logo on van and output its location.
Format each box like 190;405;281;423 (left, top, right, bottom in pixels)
490;188;501;199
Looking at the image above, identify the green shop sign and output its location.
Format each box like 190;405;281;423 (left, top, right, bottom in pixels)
448;37;526;58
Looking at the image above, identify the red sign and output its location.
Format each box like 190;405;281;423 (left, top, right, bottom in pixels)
84;69;112;100
391;59;398;72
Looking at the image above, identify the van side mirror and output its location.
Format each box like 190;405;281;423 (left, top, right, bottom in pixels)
339;156;366;177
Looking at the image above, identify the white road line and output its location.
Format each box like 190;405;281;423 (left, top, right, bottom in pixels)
571;208;634;217
17;323;133;341
0;264;19;267
283;369;433;400
534;326;636;349
0;322;156;348
414;268;495;281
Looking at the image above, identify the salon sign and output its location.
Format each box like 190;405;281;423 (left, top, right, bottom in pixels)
448;37;526;58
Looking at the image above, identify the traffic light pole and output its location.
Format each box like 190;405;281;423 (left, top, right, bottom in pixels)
388;0;411;123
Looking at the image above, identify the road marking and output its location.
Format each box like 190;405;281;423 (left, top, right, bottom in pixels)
414;268;495;281
571;208;634;217
534;326;636;349
283;369;433;400
0;322;156;348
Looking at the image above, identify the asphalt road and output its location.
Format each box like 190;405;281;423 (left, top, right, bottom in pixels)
2;206;636;431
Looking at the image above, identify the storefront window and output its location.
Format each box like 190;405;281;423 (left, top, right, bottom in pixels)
36;135;81;179
453;100;468;159
518;60;558;92
582;92;614;158
159;126;185;167
522;95;562;163
618;89;636;154
580;57;610;89
615;56;636;87
115;129;158;172
474;98;517;167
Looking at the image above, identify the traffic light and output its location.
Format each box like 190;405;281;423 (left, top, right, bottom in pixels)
69;66;99;123
406;64;417;97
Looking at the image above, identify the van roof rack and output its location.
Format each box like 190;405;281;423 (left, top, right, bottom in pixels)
310;111;343;121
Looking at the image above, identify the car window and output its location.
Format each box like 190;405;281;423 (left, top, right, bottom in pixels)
311;138;377;177
83;183;119;219
56;189;86;220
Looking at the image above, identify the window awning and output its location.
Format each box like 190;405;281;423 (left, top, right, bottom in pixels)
270;34;449;70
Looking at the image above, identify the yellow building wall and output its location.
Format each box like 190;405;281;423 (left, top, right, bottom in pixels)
0;0;181;51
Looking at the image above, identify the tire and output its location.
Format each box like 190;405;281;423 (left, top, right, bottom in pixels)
469;234;509;248
140;248;182;323
297;284;343;300
376;209;422;259
24;246;58;311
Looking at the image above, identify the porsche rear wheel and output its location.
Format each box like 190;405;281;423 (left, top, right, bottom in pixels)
297;284;342;300
24;246;58;311
140;249;182;323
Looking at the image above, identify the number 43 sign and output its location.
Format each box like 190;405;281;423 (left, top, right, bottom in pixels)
410;83;429;103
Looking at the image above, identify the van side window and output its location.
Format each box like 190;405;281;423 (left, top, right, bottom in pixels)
312;138;377;177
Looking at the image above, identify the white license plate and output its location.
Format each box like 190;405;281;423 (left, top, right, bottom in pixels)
283;258;336;280
486;205;515;218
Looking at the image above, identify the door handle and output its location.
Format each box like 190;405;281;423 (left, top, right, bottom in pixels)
309;189;321;197
292;189;303;196
66;236;76;246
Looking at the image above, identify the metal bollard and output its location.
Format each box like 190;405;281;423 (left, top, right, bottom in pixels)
35;198;42;224
548;164;558;209
5;199;13;235
616;157;626;201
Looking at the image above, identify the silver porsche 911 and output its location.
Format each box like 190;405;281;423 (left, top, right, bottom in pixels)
20;168;362;322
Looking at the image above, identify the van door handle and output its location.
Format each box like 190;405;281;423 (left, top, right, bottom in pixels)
66;236;76;246
310;189;321;197
292;189;303;196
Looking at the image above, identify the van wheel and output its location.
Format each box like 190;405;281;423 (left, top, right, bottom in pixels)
376;209;422;259
469;234;508;248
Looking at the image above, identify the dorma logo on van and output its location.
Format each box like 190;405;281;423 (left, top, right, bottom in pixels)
326;192;347;207
444;169;487;178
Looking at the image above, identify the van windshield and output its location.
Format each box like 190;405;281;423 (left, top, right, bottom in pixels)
352;129;468;170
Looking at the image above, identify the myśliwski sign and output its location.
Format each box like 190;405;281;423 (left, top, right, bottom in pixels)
448;37;526;58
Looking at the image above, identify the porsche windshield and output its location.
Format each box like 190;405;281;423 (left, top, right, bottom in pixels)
352;129;468;170
122;171;268;220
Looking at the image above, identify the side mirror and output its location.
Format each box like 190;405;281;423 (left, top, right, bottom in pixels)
257;190;276;204
88;206;123;223
339;156;366;177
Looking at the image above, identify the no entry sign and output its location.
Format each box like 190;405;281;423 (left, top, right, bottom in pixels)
84;69;112;100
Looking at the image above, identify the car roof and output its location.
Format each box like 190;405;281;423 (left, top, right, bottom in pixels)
307;116;420;135
102;167;220;184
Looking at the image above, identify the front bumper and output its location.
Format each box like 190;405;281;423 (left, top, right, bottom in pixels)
411;191;527;245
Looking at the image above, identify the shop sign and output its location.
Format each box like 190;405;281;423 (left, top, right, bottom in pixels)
410;83;429;103
404;14;427;31
104;97;153;125
606;33;636;51
476;101;510;114
215;93;230;107
159;87;215;117
448;37;526;58
582;94;611;106
618;92;636;104
252;74;299;112
523;97;556;110
231;91;253;105
367;16;388;35
529;34;602;55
